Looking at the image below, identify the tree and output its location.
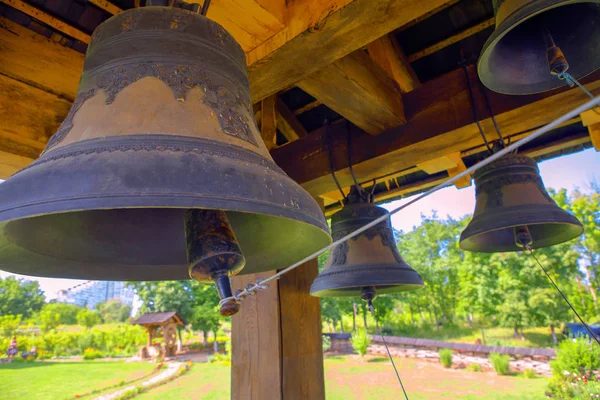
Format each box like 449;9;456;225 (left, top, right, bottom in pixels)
96;300;132;323
35;303;83;331
0;314;22;336
76;309;102;328
189;284;221;346
0;276;45;318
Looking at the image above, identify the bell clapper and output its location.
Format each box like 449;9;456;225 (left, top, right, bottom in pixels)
361;286;377;312
514;225;533;250
186;209;246;317
542;28;569;77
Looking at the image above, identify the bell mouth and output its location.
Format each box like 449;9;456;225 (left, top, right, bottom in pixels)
459;205;583;253
0;135;331;281
310;264;424;298
478;0;600;94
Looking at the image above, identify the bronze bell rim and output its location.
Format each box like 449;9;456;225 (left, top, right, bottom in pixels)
478;0;600;95
310;263;425;298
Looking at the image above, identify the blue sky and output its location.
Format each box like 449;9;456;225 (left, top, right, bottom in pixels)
0;148;598;299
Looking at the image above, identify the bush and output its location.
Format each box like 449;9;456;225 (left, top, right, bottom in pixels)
439;348;453;368
548;337;600;399
83;348;103;360
523;369;536;379
322;335;331;353
467;363;481;372
489;353;510;375
351;330;371;357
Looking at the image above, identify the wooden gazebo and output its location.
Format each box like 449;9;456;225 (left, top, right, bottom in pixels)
132;311;185;357
1;0;598;397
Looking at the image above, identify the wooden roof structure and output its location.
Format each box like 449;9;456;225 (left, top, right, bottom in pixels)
132;311;185;327
1;0;599;218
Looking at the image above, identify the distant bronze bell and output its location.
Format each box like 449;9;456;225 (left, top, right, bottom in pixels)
0;5;331;314
478;0;600;95
310;188;424;300
460;153;583;252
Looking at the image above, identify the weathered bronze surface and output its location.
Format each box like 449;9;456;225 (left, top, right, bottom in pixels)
460;154;583;252
0;7;331;281
478;0;600;94
310;190;424;298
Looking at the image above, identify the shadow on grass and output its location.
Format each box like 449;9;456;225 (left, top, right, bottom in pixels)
367;357;389;363
0;360;124;370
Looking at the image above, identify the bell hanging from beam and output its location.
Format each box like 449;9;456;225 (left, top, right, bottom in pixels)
310;186;424;301
459;153;583;253
478;0;600;95
0;4;331;315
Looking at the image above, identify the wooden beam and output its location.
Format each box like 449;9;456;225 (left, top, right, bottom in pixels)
524;132;592;158
298;51;405;135
417;152;471;189
367;35;421;92
1;0;91;44
248;0;458;101
231;198;325;400
0;151;35;180
271;66;600;197
260;95;277;150
294;100;322;116
0;17;84;101
276;98;308;143
446;153;471;189
407;17;495;62
588;123;600;151
88;0;122;15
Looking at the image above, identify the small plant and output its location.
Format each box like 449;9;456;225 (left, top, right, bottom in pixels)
322;335;331;353
489;353;510;375
351;330;371;358
82;348;103;360
467;363;482;372
439;348;453;368
523;369;536;379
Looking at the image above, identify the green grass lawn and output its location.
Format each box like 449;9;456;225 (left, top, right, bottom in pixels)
0;360;155;400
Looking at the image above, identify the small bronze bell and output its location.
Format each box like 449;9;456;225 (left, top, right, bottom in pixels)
0;5;331;313
460;153;583;252
478;0;600;94
310;188;424;299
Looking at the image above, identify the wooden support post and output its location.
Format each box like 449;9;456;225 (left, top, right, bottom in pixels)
367;35;421;93
588;123;600;151
231;199;325;400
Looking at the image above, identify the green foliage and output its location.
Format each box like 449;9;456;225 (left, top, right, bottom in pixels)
350;330;370;357
83;348;103;360
489;353;510;375
322;335;331;352
34;303;84;332
523;369;537;379
0;276;45;318
96;300;132;323
551;337;600;378
0;314;21;337
467;363;481;372
439;348;453;368
76;309;102;328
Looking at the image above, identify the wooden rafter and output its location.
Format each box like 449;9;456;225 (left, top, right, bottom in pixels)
407;18;495;62
367;34;421;92
297;50;405;135
275;98;308;143
418;152;471;189
272;66;600;197
1;0;91;44
580;108;600;151
89;0;122;15
293;100;322;116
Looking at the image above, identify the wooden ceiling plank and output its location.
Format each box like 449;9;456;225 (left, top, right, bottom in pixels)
407;17;495;62
248;0;458;102
586;123;600;151
261;94;278;150
88;0;122;15
366;34;421;93
1;0;91;44
297;50;405;135
0;17;84;102
293;100;322;116
271;66;600;197
276;97;307;143
446;153;471;189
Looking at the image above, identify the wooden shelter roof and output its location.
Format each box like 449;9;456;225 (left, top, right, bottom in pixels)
132;311;185;326
0;0;598;216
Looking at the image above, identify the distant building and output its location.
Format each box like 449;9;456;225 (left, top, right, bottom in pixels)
56;281;135;310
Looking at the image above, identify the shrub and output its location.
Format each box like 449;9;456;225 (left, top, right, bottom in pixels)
467;363;481;372
548;337;600;398
523;369;536;379
439;348;453;368
489;353;510;375
83;348;103;360
351;330;371;357
322;335;331;353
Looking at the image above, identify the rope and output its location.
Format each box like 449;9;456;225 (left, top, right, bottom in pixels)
558;73;600;116
218;95;600;307
524;246;600;346
326;121;347;200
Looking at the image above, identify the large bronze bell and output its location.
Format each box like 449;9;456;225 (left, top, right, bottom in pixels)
478;0;600;94
0;7;330;297
460;153;583;252
310;188;424;299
